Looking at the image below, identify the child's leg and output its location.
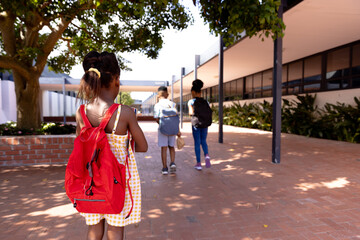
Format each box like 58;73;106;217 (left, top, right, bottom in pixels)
199;128;209;155
161;146;168;168
192;126;201;163
169;146;175;163
87;219;105;240
107;225;124;240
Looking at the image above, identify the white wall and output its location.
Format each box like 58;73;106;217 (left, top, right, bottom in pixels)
42;90;78;117
0;82;78;124
0;80;17;124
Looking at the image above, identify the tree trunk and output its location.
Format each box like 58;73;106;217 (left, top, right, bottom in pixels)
13;70;41;129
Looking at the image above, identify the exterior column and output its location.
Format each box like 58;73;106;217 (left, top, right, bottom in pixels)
218;36;224;143
272;0;284;164
63;78;66;124
171;75;175;102
195;55;200;80
180;67;185;129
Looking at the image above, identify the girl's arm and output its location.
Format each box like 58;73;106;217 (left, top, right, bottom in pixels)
124;106;148;152
188;101;194;116
75;108;83;137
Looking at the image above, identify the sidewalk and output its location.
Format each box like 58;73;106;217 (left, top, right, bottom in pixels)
1;122;360;240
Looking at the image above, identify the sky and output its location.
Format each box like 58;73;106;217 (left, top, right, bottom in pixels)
69;2;218;101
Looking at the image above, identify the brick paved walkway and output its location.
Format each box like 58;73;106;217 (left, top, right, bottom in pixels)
1;122;360;240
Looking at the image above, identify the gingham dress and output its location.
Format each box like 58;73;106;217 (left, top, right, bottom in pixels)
80;105;141;227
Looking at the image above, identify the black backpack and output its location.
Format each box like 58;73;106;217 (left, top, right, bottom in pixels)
191;97;212;128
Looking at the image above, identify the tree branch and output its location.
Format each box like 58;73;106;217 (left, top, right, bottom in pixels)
0;11;17;56
0;56;31;80
35;15;74;74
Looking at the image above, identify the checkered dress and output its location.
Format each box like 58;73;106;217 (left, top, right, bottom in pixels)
80;106;141;227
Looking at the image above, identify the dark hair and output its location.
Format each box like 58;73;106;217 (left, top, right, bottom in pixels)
77;51;121;101
158;86;168;92
191;79;204;93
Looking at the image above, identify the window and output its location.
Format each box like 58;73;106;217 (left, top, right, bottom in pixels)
253;73;262;98
326;47;350;89
197;41;360;102
352;44;360;88
210;86;218;102
304;55;321;92
244;76;253;99
288;61;302;94
262;69;273;97
282;65;288;95
224;82;231;100
230;80;237;97
236;78;243;99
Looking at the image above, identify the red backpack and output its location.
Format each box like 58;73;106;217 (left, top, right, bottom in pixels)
65;104;133;218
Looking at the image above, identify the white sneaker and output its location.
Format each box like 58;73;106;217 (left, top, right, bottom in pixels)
194;162;202;171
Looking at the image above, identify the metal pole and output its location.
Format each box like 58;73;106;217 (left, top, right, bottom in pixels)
195;55;200;80
272;0;284;164
218;36;224;143
63;78;66;124
171;75;175;102
180;67;185;129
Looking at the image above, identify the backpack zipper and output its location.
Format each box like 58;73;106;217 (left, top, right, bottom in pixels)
73;198;105;208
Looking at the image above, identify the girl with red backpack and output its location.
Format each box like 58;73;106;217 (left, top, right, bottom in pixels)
75;51;148;240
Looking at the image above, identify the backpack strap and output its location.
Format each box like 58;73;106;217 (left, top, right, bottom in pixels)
80;105;92;128
124;108;136;219
98;104;120;130
112;105;122;134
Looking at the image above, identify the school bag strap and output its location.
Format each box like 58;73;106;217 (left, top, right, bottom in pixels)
80;104;119;129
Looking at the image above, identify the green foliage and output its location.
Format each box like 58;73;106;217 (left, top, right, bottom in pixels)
0;121;76;136
215;95;360;143
281;94;319;137
213;100;273;131
0;0;192;73
41;122;76;135
117;92;134;106
195;0;285;46
317;97;360;142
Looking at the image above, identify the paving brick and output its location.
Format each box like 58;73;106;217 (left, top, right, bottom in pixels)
1;122;360;239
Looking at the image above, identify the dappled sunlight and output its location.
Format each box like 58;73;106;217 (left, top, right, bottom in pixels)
221;164;237;171
28;203;77;217
234;201;253;208
256;158;266;162
244;149;255;154
244;146;255;149
295;177;350;191
167;201;192;211
221;208;232;215
286;151;304;157
2;213;20;219
245;170;274;178
146;208;164;219
179;193;201;200
212;158;240;165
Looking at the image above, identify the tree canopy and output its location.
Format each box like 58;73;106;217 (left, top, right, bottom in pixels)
0;0;284;129
117;92;134;106
0;0;191;128
194;0;285;46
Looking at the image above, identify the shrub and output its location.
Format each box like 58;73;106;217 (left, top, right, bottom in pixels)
213;94;360;143
0;121;76;136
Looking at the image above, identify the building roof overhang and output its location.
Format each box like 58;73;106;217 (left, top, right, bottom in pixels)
171;0;360;98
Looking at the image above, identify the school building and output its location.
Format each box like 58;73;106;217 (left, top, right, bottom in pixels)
142;0;360;116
